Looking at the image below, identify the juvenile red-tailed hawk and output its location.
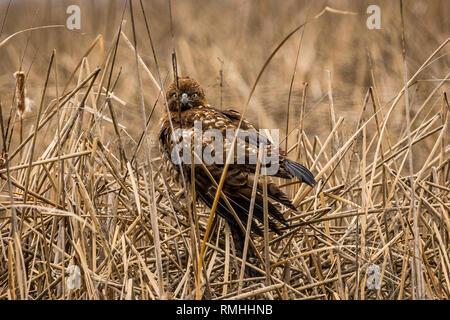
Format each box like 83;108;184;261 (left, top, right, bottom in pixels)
159;77;315;273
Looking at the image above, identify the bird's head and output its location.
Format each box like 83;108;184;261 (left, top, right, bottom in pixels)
165;77;208;112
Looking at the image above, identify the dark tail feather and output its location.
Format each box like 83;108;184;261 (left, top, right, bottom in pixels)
265;182;297;211
229;221;263;278
281;159;316;186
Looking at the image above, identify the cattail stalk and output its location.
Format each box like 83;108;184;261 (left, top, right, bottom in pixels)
14;71;27;154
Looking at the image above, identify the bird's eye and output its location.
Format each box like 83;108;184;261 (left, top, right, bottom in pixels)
192;93;198;99
170;92;177;97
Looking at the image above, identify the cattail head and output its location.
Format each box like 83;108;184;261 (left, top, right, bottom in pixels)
14;71;30;117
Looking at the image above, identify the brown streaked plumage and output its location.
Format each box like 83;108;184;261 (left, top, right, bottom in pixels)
159;77;315;274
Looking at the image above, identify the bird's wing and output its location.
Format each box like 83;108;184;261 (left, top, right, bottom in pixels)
221;108;316;185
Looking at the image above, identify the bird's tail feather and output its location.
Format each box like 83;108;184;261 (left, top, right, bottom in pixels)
228;221;263;277
281;159;316;186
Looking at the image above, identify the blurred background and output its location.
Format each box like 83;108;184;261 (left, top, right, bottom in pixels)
0;0;448;163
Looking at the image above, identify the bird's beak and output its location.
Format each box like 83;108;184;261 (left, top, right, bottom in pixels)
180;93;189;106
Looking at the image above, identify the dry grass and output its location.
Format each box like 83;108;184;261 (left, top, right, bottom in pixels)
0;0;449;300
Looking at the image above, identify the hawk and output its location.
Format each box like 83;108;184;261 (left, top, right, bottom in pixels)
159;77;315;274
